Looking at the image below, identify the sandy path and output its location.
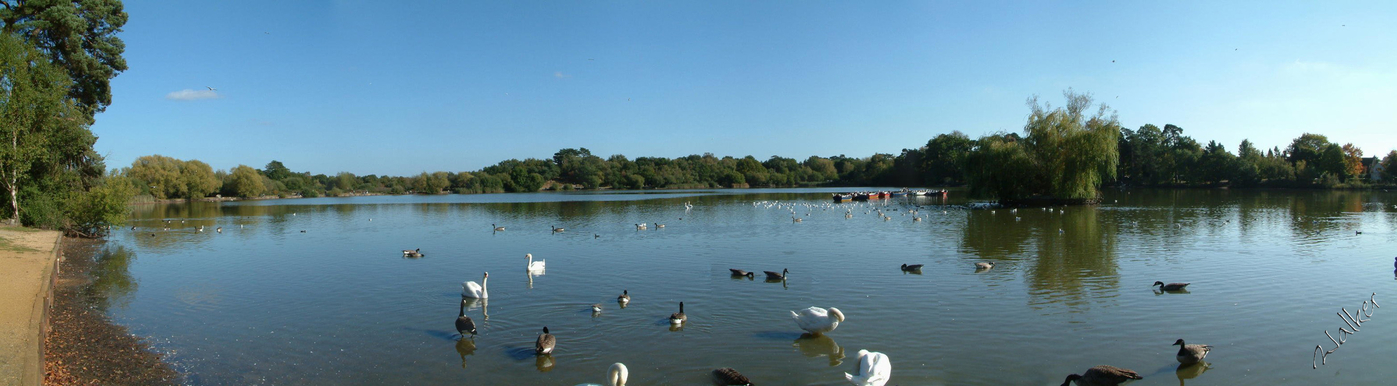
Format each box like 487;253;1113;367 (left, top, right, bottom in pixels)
0;227;61;385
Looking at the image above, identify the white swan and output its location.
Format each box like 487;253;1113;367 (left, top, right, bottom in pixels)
575;362;628;386
527;253;546;271
844;349;891;386
792;306;845;335
462;272;489;298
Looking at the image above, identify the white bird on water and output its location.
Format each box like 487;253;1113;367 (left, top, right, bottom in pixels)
792;306;845;335
574;362;628;386
462;272;489;298
526;253;546;271
845;349;891;386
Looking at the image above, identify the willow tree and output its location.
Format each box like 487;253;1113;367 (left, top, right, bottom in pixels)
967;90;1120;203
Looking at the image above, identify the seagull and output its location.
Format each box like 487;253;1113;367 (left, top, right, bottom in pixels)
206;86;216;91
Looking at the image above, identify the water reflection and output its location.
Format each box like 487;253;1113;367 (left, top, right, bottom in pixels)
454;338;476;368
462;298;488;320
535;355;555;372
1176;361;1210;384
793;333;846;366
87;245;139;310
962;205;1120;311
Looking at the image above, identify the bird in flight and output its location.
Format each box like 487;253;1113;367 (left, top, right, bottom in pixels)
207;86;217;91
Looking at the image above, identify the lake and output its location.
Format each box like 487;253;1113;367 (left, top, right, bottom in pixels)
98;188;1397;385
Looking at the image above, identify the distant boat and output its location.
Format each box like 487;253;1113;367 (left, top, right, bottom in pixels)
833;194;853;202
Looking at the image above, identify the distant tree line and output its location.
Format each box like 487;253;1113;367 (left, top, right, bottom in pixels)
120;90;1397;202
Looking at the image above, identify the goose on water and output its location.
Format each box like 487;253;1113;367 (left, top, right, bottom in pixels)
729;269;755;278
711;368;753;386
974;262;994;270
493;223;505;231
844;349;891;386
575;363;628;386
1060;365;1141;386
636;223;647;230
617;290;630;304
535;326;556;354
215;226;222;233
403;248;424;258
1153;281;1189;291
552;226;565;233
591;304;603;313
462;272;489;298
1173;339;1212;364
793;216;803;223
669;302;687;325
900;264;923;272
527;253;546;271
765;268;789;280
654;223;665;229
456;299;476;336
792;306;845;335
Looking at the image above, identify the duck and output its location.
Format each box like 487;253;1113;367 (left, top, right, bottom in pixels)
493;223;505;231
669;302;686;325
792;216;803;223
215;226;222;233
1173;339;1212;364
844;349;891;386
711;368;753;386
462;272;489;298
592;304;603;313
974;262;994;270
1060;365;1142;386
535;326;556;354
792;306;845;335
617;290;630;304
552;226;565;233
575;363;629;386
403;248;424;258
900;264;923;272
765;268;789;280
526;253;546;271
1153;281;1190;291
729;269;755;278
456;299;476;336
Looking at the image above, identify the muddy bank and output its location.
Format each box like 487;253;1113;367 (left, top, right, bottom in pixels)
43;237;178;386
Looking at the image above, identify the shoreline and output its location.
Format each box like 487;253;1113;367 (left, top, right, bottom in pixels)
42;237;178;385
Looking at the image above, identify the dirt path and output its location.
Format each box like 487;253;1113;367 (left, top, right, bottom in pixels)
42;238;178;386
0;227;61;385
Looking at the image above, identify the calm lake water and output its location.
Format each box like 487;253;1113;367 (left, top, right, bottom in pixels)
98;188;1397;385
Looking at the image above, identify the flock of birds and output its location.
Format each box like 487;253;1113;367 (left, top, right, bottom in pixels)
416;199;1219;386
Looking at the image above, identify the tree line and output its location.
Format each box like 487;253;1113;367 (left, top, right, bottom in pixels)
120;90;1397;203
0;1;133;236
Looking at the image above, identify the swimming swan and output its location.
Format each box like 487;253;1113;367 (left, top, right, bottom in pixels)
527;253;546;271
792;306;845;335
462;272;489;298
575;362;628;386
844;349;891;386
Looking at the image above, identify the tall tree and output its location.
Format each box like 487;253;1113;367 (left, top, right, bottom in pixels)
0;32;74;222
0;0;128;116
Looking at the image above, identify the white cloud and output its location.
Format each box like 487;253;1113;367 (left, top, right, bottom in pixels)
165;89;221;101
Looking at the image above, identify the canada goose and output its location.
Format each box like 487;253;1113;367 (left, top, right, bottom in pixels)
552;226;565;233
1060;365;1142;386
729;269;755;278
462;272;489;298
654;223;665;229
845;349;891;386
592;304;603;313
669;302;686;324
1153;281;1190;291
594;234;600;238
974;262;994;270
1355;231;1362;235
765;269;788;280
711;368;753;386
215;227;222;233
900;264;923;272
793;217;802;223
493;223;505;231
456;299;476;336
526;254;546;271
130;225;136;230
617;290;629;304
535;326;556;354
403;248;424;258
792;306;845;335
1173;339;1212;364
635;223;647;230
196;225;204;233
913;217;921;222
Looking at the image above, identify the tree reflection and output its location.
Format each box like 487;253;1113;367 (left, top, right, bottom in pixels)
962;206;1120;311
83;245;139;310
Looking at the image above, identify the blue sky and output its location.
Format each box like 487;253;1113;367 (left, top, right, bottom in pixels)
93;1;1397;176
